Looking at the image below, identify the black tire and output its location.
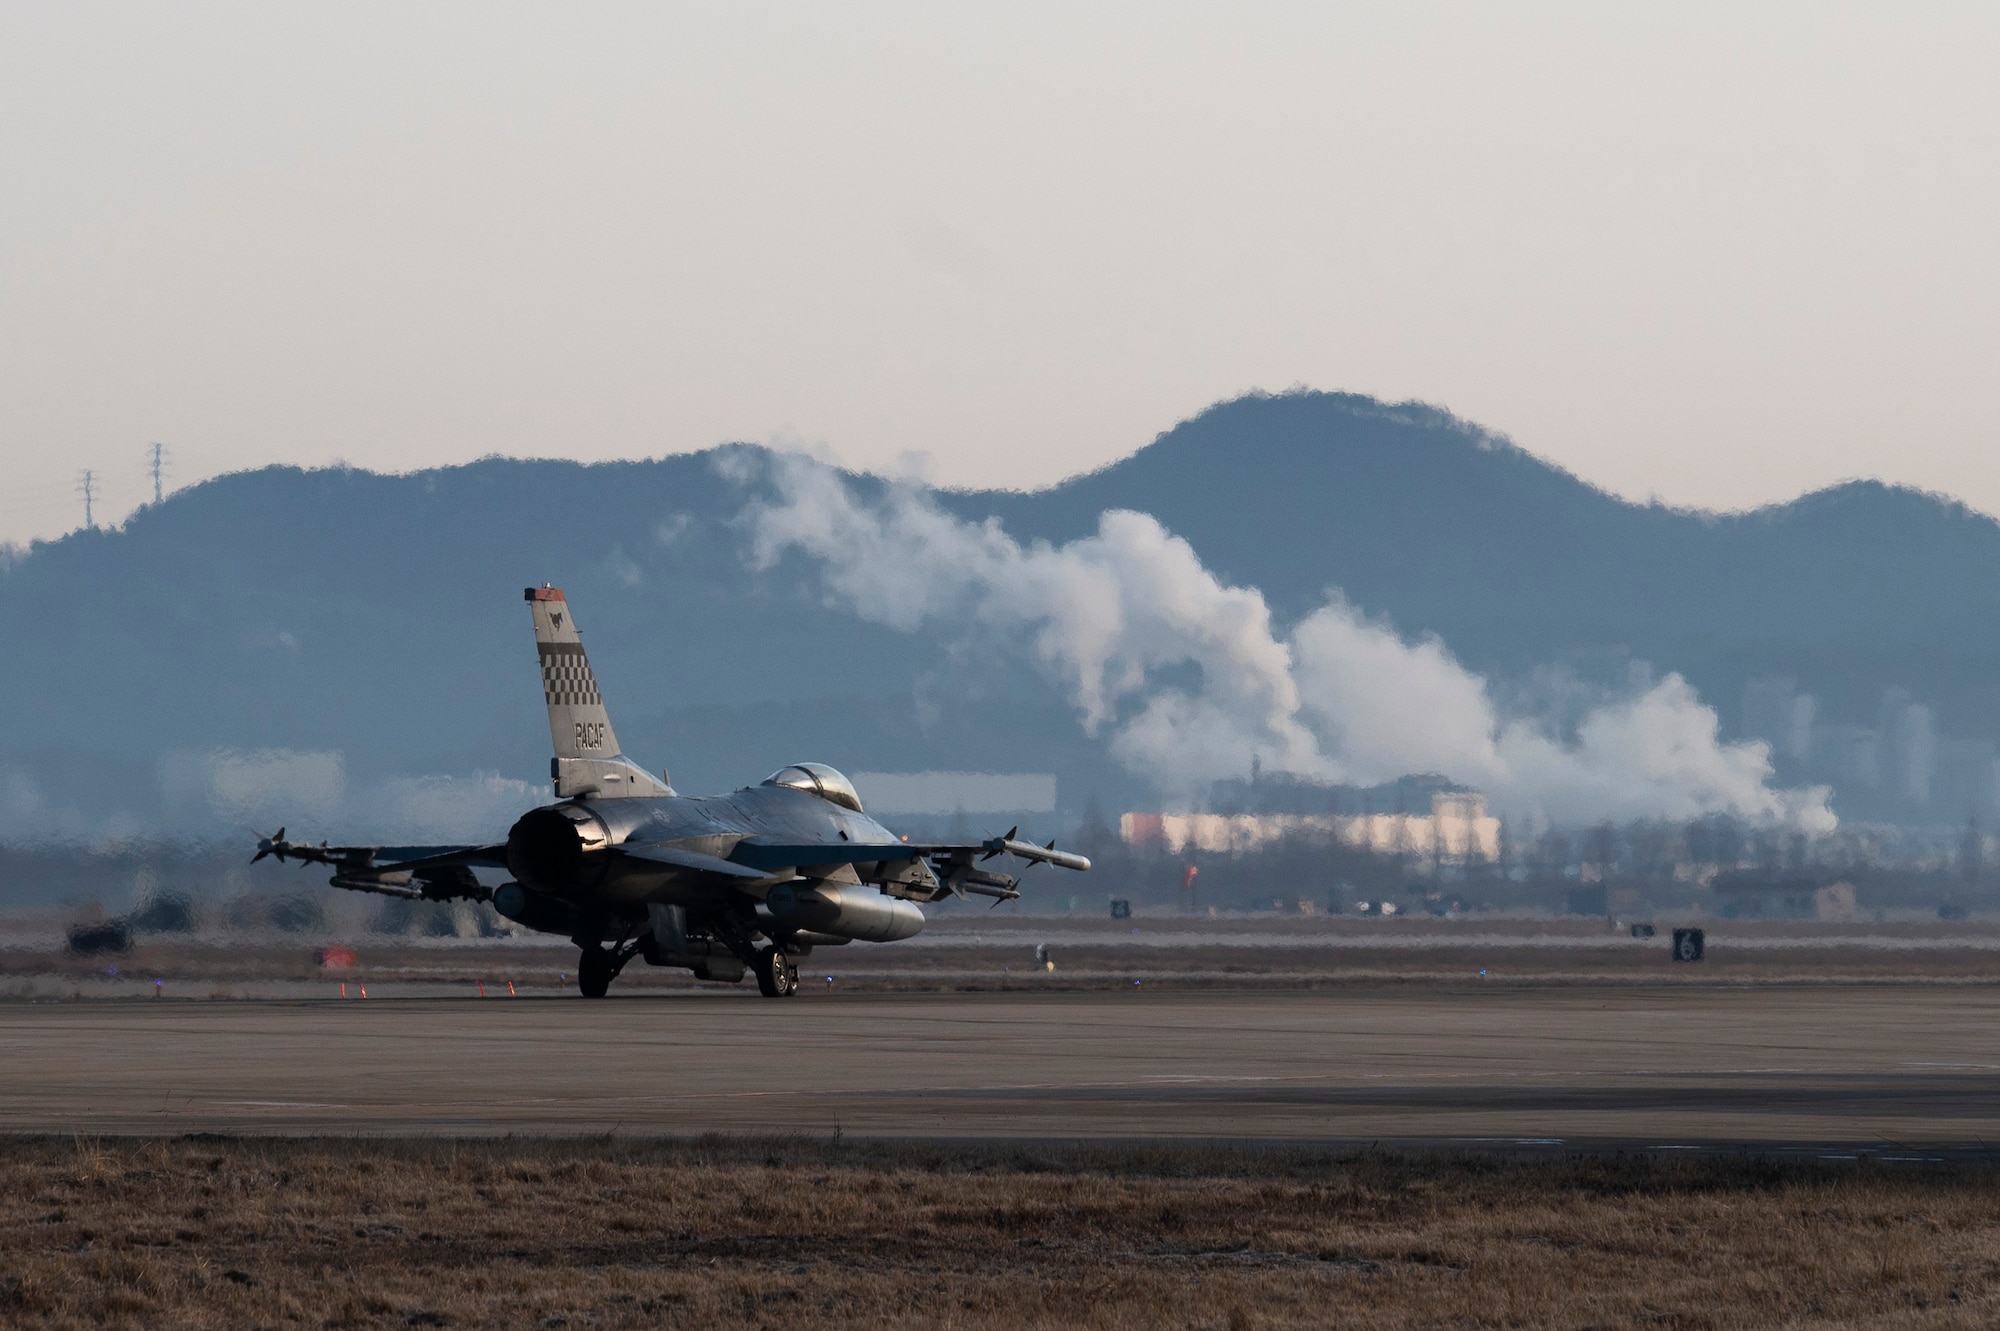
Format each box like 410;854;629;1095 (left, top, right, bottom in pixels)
754;947;798;998
578;947;613;998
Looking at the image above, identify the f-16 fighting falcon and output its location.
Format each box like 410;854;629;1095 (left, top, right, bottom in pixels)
253;588;1090;997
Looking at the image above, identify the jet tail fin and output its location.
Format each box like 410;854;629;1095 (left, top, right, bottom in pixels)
525;587;670;799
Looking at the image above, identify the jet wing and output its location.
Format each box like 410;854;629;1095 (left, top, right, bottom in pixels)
251;833;507;900
727;840;927;872
728;833;1089;903
939;835;1093;873
365;844;511;872
729;835;1089;873
617;843;780;881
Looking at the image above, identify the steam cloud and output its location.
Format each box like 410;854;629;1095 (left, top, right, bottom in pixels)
733;453;1835;832
157;748;541;841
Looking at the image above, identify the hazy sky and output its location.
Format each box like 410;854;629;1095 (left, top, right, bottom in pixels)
2;3;1996;543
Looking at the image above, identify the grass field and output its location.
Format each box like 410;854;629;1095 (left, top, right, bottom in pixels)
6;1136;2000;1329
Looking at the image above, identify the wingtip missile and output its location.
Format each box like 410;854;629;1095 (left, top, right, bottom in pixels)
990;837;1091;872
980;826;1021;862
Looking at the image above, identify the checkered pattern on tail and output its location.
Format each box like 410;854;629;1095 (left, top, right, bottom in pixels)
538;644;602;708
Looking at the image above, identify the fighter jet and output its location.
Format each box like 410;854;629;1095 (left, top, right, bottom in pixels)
253;587;1090;997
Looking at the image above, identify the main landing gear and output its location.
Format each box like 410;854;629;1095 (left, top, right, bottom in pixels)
575;918;798;999
753;946;798;998
576;926;644;998
577;945;615;998
714;912;797;999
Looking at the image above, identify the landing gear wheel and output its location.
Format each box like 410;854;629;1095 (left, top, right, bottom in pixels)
754;947;798;998
578;947;613;998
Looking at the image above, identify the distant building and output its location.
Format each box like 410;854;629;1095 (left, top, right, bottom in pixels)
1878;690;1935;806
1742;677;1816;764
1120;788;1501;866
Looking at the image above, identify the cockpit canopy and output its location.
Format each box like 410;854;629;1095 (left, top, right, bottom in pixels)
762;762;865;813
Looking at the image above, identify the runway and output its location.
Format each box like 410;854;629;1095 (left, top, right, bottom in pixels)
6;986;2000;1146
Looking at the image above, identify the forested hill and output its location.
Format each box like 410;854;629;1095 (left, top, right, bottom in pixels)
3;390;1996;831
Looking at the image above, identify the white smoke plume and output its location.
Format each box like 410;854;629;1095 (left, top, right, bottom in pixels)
733;454;1835;832
0;770;97;845
156;747;541;841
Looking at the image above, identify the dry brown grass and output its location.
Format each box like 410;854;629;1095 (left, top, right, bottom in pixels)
2;1137;1999;1329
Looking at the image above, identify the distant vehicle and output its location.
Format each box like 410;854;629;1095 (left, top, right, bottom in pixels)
254;588;1089;998
65;920;131;956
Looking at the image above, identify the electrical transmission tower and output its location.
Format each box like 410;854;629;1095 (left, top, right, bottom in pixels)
76;470;96;529
148;442;169;505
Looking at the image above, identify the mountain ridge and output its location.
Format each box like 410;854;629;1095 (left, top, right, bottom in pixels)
3;390;1995;833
